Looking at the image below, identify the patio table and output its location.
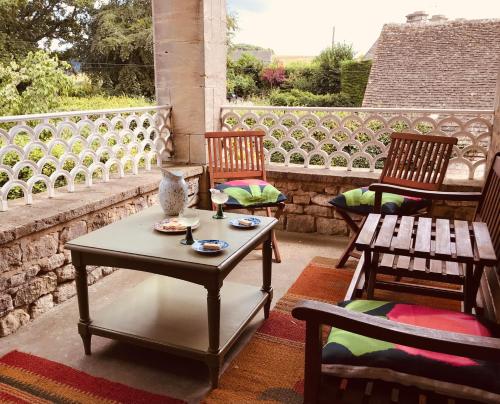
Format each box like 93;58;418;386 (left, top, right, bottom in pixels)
65;205;276;388
354;213;497;313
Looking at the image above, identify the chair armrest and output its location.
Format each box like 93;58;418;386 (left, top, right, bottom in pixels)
292;300;500;362
369;183;482;202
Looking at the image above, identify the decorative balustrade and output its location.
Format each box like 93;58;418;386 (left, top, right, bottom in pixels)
0;105;172;211
221;105;494;180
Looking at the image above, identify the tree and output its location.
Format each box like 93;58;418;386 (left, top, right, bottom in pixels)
227;12;239;48
0;0;93;63
0;50;72;115
72;0;154;97
312;43;354;94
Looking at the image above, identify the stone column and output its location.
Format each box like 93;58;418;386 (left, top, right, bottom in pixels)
484;68;500;177
489;70;500;159
152;0;227;165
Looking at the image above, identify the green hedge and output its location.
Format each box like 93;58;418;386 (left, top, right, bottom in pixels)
268;89;355;107
340;60;372;106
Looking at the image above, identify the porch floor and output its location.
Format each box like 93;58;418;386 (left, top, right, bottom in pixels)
0;231;348;404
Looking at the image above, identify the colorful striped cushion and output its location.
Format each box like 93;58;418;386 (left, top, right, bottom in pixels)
215;179;287;207
322;300;500;402
329;187;430;215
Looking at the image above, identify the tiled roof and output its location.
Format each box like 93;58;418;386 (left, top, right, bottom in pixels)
362;19;500;109
364;37;379;61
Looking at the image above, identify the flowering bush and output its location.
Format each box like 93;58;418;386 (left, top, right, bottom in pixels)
261;64;286;89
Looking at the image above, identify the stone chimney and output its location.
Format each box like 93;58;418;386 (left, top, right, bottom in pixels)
430;14;448;23
406;11;428;24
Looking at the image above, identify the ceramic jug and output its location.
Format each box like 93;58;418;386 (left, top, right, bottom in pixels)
159;169;188;216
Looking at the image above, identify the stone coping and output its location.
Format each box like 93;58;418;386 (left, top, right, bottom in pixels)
0;166;203;246
266;166;484;191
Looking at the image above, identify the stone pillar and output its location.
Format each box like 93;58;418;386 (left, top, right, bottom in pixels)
152;0;227;165
489;69;500;164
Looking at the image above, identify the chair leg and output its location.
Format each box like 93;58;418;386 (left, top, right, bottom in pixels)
337;232;357;268
267;203;284;263
335;209;363;268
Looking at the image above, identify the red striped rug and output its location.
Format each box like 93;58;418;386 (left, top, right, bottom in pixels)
0;350;184;403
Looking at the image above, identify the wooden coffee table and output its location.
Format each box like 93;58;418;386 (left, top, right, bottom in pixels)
65;206;277;388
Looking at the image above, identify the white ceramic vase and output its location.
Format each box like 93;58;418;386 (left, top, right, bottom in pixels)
159;169;188;216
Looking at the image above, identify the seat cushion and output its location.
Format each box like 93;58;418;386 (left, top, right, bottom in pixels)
322;300;500;402
329;187;431;215
215;179;287;207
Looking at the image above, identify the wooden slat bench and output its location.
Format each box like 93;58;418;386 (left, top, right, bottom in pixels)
352;214;496;311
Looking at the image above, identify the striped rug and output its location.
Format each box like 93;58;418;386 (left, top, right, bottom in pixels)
205;256;460;403
0;350;184;404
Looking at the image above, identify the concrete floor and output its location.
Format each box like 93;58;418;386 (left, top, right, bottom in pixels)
1;231;348;403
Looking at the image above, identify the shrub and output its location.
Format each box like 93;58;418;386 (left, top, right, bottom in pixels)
67;74;102;97
261;64;286;89
231;53;263;87
340;60;372;106
229;74;258;98
56;95;153;112
283;62;317;93
269;89;355;107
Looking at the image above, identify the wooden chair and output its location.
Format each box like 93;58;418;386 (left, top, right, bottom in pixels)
292;153;500;404
334;132;457;268
205;131;286;263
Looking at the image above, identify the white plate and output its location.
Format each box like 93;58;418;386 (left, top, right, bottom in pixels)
154;217;200;234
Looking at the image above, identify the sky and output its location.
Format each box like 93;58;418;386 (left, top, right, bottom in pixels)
227;0;500;56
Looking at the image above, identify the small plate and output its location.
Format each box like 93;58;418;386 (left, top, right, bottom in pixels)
154;217;200;234
229;217;261;228
192;239;229;254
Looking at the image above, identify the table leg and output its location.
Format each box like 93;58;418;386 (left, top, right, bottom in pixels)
74;254;92;355
262;231;273;319
206;285;221;388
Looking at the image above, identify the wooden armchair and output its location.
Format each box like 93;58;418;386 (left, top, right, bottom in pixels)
292;300;500;404
205;131;286;263
333;133;457;268
292;154;500;403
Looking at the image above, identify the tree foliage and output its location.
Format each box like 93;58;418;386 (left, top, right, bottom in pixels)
311;43;354;94
71;0;154;97
227;54;264;98
227;12;239;48
0;51;72;115
0;0;92;63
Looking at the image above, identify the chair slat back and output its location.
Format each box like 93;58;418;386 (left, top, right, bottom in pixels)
205;131;266;188
380;133;457;191
475;153;500;261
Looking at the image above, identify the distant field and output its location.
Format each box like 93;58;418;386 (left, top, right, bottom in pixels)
274;55;314;65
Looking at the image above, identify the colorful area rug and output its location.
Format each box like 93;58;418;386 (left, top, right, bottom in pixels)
0;350;183;404
205;256;460;403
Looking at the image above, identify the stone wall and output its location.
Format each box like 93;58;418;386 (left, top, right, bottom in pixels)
267;167;481;236
0;167;202;337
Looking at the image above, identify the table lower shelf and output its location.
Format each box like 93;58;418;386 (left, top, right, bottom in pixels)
86;275;268;359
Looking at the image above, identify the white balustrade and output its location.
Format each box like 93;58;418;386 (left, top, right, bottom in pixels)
221;105;494;180
0;105;172;211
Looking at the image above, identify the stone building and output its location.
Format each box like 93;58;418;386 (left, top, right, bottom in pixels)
229;48;274;64
363;14;500;109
